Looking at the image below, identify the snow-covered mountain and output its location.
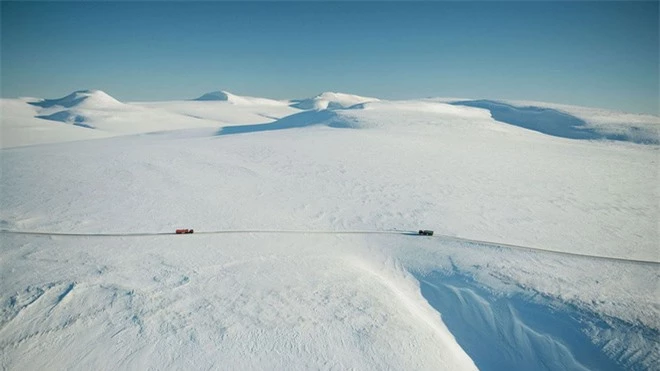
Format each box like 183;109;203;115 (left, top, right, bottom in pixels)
29;89;123;109
1;89;659;370
27;90;124;128
2;89;295;148
194;90;288;107
5;89;658;148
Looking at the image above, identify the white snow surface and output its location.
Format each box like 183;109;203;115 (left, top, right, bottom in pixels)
1;90;659;369
291;91;379;110
430;97;660;144
0;98;115;148
1;90;299;149
505;99;660;130
0;234;477;370
193;90;288;106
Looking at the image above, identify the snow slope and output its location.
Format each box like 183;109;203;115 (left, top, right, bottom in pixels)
1;91;659;369
0;98;115;148
505;99;660;140
29;89;123;109
193;90;287;106
442;98;660;144
214;100;658;262
134;91;299;127
1;90;301;149
0;233;478;370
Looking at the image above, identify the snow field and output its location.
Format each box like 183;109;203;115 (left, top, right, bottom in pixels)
0;233;477;370
1;89;659;369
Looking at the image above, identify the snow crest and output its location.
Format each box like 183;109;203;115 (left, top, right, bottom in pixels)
291;92;379;110
29;90;122;109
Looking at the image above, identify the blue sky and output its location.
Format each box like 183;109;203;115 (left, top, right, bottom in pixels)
1;1;658;114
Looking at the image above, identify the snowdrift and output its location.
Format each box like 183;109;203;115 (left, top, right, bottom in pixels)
451;99;660;144
194;90;287;106
219;100;495;135
291;92;379;110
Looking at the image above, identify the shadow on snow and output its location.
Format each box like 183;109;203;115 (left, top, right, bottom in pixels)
416;270;656;371
217;110;353;136
451;100;640;143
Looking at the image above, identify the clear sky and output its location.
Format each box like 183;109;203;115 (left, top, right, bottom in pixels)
1;1;658;114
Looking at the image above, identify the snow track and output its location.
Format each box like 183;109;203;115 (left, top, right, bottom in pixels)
2;229;656;265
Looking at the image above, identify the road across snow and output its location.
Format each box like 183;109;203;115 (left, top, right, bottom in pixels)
1;229;655;264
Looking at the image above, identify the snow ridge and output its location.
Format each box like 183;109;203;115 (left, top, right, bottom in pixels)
29;90;122;109
291;92;379;110
193;90;286;106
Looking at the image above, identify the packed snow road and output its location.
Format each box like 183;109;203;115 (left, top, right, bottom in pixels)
1;229;656;264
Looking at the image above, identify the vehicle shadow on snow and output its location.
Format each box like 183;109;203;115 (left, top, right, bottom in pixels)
415;270;654;371
216;109;353;136
450;100;650;143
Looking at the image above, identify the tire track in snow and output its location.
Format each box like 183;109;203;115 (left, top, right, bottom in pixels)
1;229;657;265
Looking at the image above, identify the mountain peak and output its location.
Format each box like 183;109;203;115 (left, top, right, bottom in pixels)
29;89;122;108
194;91;234;101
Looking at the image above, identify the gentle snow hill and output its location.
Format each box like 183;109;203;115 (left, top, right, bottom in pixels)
24;90;221;135
216;99;658;262
193;90;287;106
291;91;379;110
0;98;115;148
29;89;122;109
218;100;494;134
504;99;660;143
134;90;300;127
28;90;126;129
2;90;300;149
429;97;660;144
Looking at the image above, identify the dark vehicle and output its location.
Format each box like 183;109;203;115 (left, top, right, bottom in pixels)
176;229;194;234
418;230;434;236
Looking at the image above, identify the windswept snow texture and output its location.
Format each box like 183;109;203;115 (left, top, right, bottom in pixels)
451;100;659;144
419;272;622;371
0;234;477;370
1;90;659;370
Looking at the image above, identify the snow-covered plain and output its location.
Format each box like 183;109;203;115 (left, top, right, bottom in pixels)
1;90;659;370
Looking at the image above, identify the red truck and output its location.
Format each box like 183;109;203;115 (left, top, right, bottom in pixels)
175;229;194;234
